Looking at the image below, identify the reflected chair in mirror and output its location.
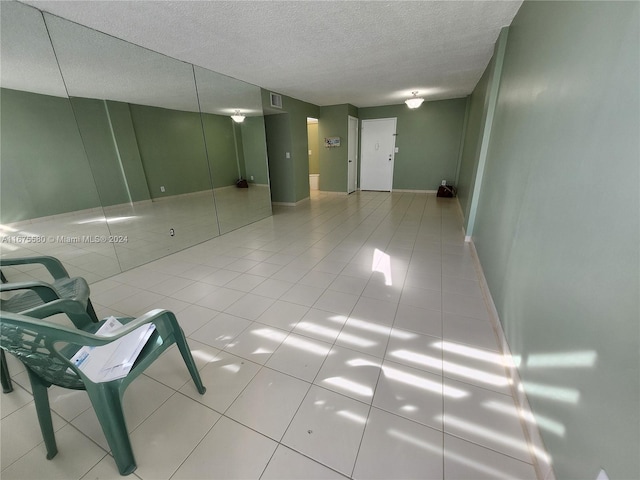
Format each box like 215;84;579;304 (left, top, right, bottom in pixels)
0;300;206;476
0;255;99;393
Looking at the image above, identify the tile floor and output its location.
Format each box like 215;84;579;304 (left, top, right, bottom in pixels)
1;191;539;479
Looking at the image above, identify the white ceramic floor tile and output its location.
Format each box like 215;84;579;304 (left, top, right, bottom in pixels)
443;292;490;320
292;308;349;343
442;275;484;298
361;280;402;304
128;393;220;480
0;384;33;419
200;268;241;286
48;386;92;422
257;300;310;331
300;270;338;289
261;445;347;480
349;296;398;327
179;351;261;413
225;293;275;320
313;290;359;316
314;345;382;403
444;434;537;479
190;312;252;349
443;312;500;352
265;333;332;382
328;275;368;296
80;454;144;480
393;303;442;337
226;368;310;440
224;273;267;292
400;286;442;311
1;424;107;480
172;416;276;479
250;278;295;298
175;303;219;336
353;407;443;480
246;261;284;278
385;329;443;375
143;340;220;390
373;359;446;430
224;324;288;364
1;402;66;468
442;343;511;395
195;286;246;311
169;281;220;303
334;317;391;358
282;385;370;477
280;284;326;307
443;379;533;463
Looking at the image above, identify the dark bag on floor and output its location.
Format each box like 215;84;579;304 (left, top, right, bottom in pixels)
437;185;457;198
236;178;248;188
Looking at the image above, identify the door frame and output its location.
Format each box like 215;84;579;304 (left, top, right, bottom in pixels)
347;115;358;194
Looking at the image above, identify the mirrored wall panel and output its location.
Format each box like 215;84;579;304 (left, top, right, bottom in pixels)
0;2;119;283
1;2;273;282
45;13;220;272
194;67;272;234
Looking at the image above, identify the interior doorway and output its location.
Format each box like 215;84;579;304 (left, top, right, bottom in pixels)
307;117;319;191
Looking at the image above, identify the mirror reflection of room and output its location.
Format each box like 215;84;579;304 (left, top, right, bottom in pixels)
0;2;272;280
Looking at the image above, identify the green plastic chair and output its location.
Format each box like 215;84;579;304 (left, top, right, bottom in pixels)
0;256;98;321
0;256;99;393
0;299;206;475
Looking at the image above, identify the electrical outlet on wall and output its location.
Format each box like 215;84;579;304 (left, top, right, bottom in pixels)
250;176;254;181
160;186;165;192
441;180;447;186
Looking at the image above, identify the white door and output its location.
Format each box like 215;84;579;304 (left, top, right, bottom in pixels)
347;116;358;193
360;118;396;191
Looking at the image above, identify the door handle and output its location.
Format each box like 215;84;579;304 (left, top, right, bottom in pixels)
388;155;392;161
349;160;353;163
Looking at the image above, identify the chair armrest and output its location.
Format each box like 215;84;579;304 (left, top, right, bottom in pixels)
0;281;61;303
0;256;70;280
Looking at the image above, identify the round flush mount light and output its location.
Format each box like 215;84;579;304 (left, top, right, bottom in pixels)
405;91;425;109
231;109;245;123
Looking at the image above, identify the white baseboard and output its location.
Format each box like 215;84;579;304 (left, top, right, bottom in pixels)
467;237;555;480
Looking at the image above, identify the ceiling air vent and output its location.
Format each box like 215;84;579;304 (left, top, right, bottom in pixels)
270;92;283;109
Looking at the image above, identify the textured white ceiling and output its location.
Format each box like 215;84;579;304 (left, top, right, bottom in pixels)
19;0;522;108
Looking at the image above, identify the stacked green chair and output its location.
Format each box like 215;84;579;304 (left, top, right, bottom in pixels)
0;256;98;320
0;256;98;393
0;300;206;475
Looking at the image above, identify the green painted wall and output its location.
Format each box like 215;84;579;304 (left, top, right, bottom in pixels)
105;101;151;202
318;104;349;192
264;113;294;203
359;99;467;190
261;89;319;202
241;116;269;185
129;104;211;198
201;113;238;188
468;2;639;478
307;123;319;175
457;56;494;228
0;88;102;222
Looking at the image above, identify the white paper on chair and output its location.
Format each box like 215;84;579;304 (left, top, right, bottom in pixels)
69;316;156;382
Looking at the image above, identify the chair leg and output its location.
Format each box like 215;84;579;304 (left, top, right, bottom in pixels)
174;329;206;395
1;350;13;393
26;368;58;459
85;383;137;475
86;299;99;323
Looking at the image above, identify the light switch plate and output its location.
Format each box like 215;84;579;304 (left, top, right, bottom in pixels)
286;152;290;159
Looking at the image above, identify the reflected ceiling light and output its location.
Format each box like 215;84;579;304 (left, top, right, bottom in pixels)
231;109;245;123
405;91;425;109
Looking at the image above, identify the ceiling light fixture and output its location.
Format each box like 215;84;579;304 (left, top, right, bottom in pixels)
230;109;245;123
405;91;425;109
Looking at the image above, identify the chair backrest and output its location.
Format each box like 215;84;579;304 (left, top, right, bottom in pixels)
0;311;85;389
